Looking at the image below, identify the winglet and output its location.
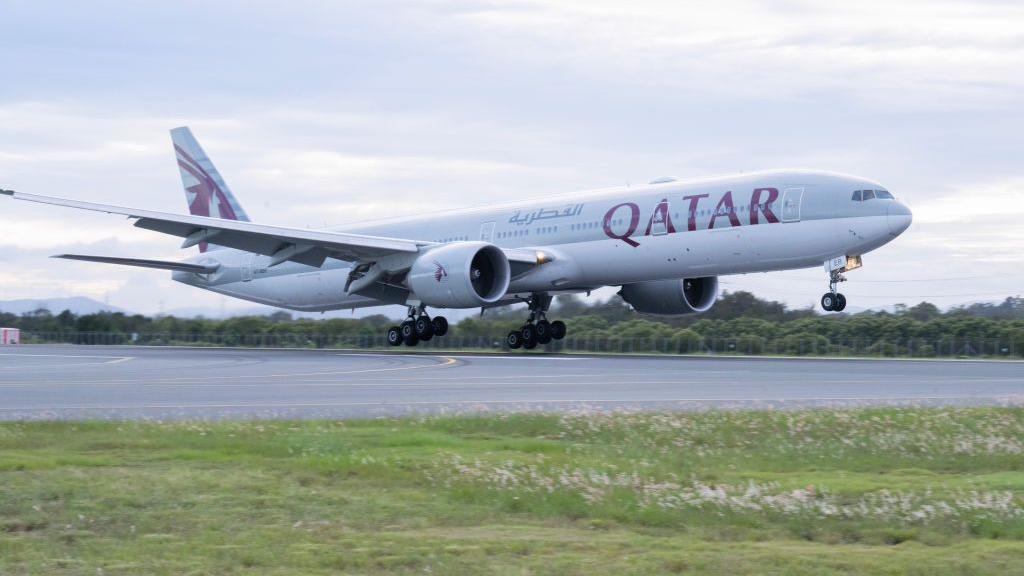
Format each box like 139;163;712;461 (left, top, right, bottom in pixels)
0;189;13;196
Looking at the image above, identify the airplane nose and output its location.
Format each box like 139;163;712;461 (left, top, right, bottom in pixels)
887;202;912;236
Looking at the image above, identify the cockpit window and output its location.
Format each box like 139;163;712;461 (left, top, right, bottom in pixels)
853;189;895;201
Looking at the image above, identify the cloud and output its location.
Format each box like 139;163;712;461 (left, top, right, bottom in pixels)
0;2;1022;313
911;177;1024;225
446;0;1024;110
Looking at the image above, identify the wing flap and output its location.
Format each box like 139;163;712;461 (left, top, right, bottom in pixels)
53;254;220;274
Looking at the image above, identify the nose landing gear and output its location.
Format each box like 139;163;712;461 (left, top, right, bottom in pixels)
821;268;848;312
506;294;568;350
388;305;449;347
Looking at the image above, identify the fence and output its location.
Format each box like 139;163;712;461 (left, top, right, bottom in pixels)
16;331;1021;358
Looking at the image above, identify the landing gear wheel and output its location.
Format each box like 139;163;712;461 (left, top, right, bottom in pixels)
550;320;566;340
431;316;448;337
821;262;850;314
386;326;402;346
520;324;535;344
520;324;538;349
821;293;836;312
834;293;847;312
514;294;555;351
506;330;523;349
415;316;434;340
535;320;552;344
400;320;419;345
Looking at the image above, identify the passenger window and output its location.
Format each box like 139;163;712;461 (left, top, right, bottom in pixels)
862;190;875;200
852;190;862;201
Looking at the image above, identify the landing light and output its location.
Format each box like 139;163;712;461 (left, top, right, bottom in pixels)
536;251;548;264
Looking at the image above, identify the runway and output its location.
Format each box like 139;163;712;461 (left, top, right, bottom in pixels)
0;345;1021;420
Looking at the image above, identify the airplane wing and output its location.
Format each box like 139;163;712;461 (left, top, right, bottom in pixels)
52;254;221;274
2;189;422;267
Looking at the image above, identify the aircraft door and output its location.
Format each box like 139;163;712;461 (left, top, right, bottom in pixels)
781;187;804;222
480;221;496;242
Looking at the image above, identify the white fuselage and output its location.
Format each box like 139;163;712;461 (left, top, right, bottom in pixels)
175;169;912;312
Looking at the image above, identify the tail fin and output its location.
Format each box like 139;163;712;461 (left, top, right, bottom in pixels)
171;127;250;251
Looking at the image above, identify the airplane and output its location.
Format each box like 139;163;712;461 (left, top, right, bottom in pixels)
2;127;912;349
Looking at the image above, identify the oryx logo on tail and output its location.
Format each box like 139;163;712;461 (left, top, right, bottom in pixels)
170;127;251;252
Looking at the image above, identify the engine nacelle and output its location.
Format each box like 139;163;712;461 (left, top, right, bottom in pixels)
407;242;511;308
618;277;719;316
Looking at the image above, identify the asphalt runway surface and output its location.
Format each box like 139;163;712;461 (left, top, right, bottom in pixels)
0;345;1021;420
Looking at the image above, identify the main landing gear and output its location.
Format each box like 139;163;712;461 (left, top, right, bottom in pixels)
506;294;567;350
820;268;848;312
387;305;449;347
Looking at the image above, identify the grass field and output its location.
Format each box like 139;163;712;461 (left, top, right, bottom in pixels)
2;407;1024;575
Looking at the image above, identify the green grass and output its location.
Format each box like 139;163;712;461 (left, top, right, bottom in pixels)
2;408;1024;575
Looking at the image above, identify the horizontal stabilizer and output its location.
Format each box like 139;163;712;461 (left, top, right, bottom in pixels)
52;254;220;274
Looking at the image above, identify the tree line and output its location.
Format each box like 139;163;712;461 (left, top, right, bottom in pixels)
2;293;1022;357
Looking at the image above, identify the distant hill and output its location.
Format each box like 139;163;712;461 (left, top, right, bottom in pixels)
0;297;127;316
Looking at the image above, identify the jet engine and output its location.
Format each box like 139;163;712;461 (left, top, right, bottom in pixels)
618;277;719;316
407;242;511;308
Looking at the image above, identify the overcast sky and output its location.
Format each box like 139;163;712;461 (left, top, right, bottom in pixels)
1;0;1022;315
